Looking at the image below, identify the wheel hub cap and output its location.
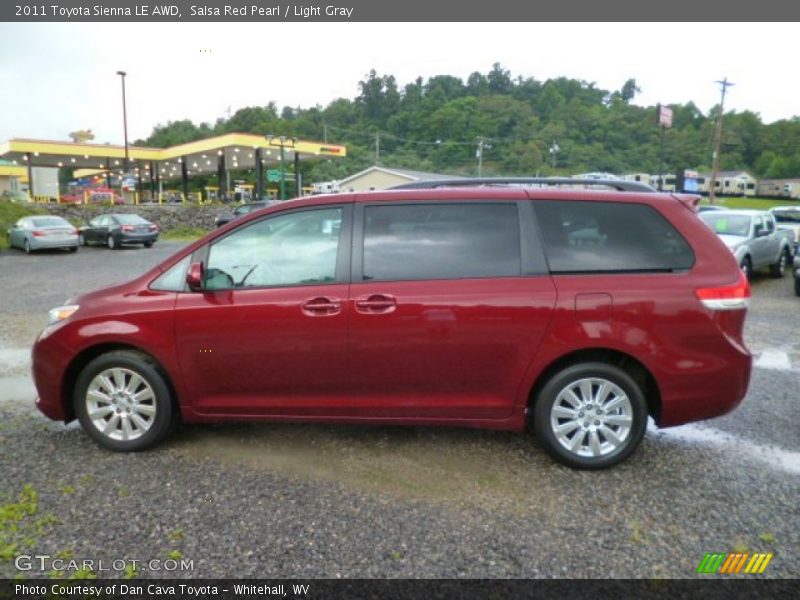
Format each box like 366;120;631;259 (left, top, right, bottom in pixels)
85;368;156;442
549;377;633;458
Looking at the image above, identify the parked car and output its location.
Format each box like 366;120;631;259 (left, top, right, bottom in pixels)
88;191;126;206
769;206;800;258
697;205;728;213
7;215;78;253
214;201;272;227
78;214;159;249
698;209;794;279
32;178;752;469
1;190;30;203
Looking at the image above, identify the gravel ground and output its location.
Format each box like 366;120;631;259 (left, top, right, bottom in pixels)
0;243;798;579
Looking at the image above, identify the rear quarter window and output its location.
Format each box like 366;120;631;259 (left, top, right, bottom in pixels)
534;200;694;273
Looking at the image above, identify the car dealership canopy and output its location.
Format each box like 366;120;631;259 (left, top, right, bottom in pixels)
0;133;347;200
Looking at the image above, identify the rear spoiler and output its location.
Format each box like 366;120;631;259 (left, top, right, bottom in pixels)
672;194;702;212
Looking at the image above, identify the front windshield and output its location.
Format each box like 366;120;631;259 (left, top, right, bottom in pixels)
773;210;800;223
699;213;752;237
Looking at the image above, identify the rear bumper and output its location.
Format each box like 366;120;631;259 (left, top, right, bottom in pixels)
30;236;78;250
656;335;752;427
118;232;158;245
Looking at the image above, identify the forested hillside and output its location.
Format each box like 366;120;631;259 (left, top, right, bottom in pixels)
136;64;800;184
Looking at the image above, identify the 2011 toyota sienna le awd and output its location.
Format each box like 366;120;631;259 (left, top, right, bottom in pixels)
32;178;752;469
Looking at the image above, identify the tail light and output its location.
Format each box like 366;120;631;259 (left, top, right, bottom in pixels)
31;230;45;237
695;271;750;310
121;225;134;232
149;224;158;231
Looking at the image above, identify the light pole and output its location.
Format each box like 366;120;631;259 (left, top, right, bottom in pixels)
116;71;130;176
266;135;297;200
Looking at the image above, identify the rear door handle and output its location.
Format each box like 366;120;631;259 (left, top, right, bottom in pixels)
355;294;397;314
301;297;342;316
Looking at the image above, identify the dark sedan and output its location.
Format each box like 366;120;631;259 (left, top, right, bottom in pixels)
214;201;273;227
79;214;159;249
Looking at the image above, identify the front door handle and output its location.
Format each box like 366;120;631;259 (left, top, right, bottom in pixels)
301;297;342;316
355;294;397;314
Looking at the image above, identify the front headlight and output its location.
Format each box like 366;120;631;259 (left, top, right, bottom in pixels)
47;305;79;325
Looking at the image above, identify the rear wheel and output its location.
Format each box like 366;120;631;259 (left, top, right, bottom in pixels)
74;350;176;451
770;249;789;278
795;273;800;297
24;239;31;254
533;362;648;469
143;241;153;248
740;256;752;280
107;235;117;249
68;247;77;253
78;233;86;246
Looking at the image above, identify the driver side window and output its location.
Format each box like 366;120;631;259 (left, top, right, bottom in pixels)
205;207;343;290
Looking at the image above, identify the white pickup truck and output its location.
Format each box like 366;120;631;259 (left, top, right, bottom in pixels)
699;209;796;279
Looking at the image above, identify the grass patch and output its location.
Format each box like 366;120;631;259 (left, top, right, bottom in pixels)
701;196;800;210
161;226;209;241
0;201;46;249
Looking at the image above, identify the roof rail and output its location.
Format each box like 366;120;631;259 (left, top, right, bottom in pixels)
390;177;657;193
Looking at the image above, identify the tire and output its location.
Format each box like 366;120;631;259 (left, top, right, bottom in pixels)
78;233;86;246
74;350;176;451
68;247;78;253
740;256;752;280
143;241;154;248
533;362;648;470
769;249;789;278
107;235;117;249
795;274;800;297
24;239;31;254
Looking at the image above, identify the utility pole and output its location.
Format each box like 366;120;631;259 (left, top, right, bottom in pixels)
476;136;491;176
116;71;129;174
709;78;734;204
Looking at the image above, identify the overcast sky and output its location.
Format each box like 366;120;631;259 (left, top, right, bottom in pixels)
0;22;795;146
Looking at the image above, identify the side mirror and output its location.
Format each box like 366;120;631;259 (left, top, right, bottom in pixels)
755;228;768;238
186;262;204;292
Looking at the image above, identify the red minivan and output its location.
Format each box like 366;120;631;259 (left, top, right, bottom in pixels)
32;179;752;469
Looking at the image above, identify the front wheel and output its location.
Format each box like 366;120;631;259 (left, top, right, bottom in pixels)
74;350;176;451
794;273;800;297
533;362;648;469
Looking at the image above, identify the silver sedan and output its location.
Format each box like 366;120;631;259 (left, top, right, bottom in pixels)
7;216;79;254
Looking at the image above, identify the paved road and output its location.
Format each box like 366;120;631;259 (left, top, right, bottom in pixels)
0;242;797;578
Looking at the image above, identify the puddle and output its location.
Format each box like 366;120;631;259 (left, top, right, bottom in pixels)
0;374;36;403
655;423;800;475
754;349;792;371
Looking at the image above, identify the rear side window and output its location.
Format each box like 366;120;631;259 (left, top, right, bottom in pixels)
362;203;521;281
534;200;694;273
